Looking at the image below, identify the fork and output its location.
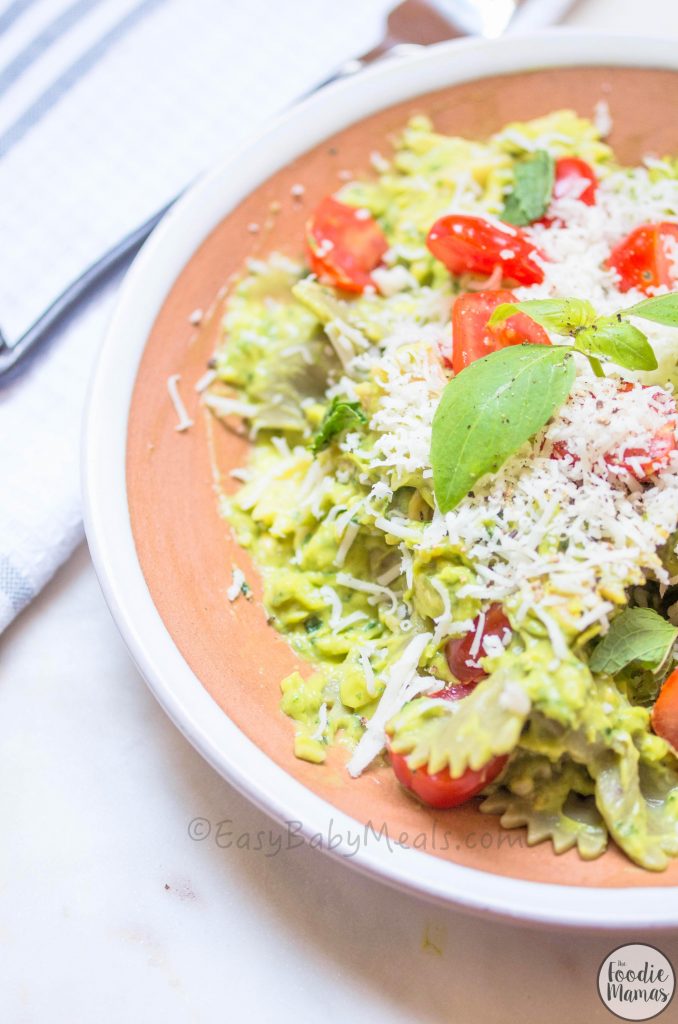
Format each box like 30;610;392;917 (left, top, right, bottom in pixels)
0;0;576;379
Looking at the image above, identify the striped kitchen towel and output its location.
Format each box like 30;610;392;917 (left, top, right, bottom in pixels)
0;0;395;631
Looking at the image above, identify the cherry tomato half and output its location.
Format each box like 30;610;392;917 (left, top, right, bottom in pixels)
552;157;598;206
448;289;551;374
426;215;545;287
550;383;677;482
606;222;678;295
386;637;510;810
388;745;507;809
306;196;388;293
445;605;512;684
652;668;678;753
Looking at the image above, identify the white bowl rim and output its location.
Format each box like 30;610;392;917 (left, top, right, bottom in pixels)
83;30;678;930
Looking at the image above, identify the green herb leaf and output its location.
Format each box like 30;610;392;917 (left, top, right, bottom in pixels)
309;398;366;455
431;345;575;512
490;298;597;335
501;150;555;227
492;296;661;372
574;317;658;371
622;293;678;327
589;607;678;675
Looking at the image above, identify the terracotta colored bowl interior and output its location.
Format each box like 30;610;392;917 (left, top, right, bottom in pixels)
128;66;678;888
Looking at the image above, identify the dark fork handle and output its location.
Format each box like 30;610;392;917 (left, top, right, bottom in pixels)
0;199;175;380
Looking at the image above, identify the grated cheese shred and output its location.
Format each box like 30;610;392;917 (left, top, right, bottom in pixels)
167;374;194;432
347;632;433;777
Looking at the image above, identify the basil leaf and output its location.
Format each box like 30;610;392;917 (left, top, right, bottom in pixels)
309;398;366;455
574;317;658;371
491;296;659;371
589;607;678;675
490;298;597;335
501;150;555;226
431;345;575;512
623;292;678;327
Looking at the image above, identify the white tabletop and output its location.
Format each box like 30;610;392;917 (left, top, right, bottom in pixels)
4;2;678;1020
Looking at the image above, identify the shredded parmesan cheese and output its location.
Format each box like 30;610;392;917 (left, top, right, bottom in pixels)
336;572;399;612
593;98;613;138
203;393;258;419
347;632;433;777
227;567;247;602
195;369;217;393
334;521;360;566
468;611;486;659
167;374;194;432
311;702;328;740
320;585;344;629
359;645;378;697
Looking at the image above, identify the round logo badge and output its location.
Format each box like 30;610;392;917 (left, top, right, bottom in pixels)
598;944;675;1020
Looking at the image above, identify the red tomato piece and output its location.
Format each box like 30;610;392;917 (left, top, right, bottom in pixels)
652;668;678;752
550;383;677;481
429;684;478;701
541;157;599;227
552;157;598;205
606;222;678;295
445;605;512;684
550;440;574;464
552;429;677;480
610;421;677;479
306;196;388;293
448;289;551;374
388;745;507;809
426;215;545;287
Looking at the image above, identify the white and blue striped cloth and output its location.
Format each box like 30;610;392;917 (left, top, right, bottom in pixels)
0;0;396;631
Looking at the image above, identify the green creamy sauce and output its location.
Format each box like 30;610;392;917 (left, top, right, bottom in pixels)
210;112;678;870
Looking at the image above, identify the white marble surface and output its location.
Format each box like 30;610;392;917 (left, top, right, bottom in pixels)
5;2;678;1020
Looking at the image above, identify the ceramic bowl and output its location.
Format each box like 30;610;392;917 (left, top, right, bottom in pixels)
83;31;678;928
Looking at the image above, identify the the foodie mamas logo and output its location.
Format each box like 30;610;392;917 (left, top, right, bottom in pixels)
598;944;675;1020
